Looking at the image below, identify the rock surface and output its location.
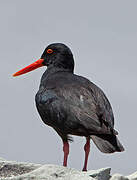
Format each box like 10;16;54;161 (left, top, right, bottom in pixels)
0;158;136;180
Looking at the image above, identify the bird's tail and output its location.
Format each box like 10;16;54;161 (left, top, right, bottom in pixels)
91;134;124;153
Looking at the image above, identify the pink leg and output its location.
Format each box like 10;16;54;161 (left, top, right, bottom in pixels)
63;141;69;167
82;137;90;171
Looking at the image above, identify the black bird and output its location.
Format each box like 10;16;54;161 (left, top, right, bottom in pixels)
13;43;124;171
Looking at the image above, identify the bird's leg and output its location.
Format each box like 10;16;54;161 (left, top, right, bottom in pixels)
63;141;69;167
82;137;90;171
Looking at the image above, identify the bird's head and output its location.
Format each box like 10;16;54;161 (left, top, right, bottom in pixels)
13;43;74;77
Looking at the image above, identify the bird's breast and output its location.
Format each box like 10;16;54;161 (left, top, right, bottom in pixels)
35;89;57;106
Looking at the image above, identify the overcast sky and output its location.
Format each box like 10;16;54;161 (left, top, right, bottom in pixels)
0;0;137;175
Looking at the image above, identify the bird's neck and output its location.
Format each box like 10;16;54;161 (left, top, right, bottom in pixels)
40;65;73;83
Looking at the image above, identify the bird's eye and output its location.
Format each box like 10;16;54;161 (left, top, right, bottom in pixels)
47;49;53;54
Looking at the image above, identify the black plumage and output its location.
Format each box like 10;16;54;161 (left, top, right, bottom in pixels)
14;43;124;171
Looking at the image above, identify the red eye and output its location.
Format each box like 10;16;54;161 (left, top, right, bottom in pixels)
47;49;53;54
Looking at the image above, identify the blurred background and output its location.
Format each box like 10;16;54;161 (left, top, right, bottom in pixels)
0;0;137;175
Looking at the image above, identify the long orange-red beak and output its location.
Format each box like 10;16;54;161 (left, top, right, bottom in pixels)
13;59;44;77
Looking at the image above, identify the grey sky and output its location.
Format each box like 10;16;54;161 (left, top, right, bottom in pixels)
0;0;137;175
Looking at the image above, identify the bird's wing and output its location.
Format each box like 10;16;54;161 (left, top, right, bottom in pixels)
54;75;116;135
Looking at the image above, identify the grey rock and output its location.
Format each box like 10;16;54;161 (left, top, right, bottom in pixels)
0;158;41;179
0;158;137;180
110;174;129;180
127;171;137;180
110;171;137;180
85;167;111;180
15;165;94;180
0;158;110;180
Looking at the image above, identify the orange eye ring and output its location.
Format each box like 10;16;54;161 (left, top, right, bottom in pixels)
47;49;53;54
